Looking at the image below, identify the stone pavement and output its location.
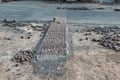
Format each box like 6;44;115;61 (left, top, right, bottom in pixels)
39;10;67;55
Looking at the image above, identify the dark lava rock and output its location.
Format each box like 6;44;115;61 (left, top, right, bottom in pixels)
79;39;83;41
59;7;91;10
3;20;29;27
89;26;120;52
85;37;88;40
20;36;24;39
97;34;120;51
27;36;30;39
90;26;120;35
4;37;11;40
92;38;99;42
15;64;19;67
114;9;120;11
6;69;11;72
96;8;105;10
13;50;34;63
84;32;91;36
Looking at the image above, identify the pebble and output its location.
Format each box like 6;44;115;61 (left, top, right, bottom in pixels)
79;39;83;41
20;36;24;39
27;36;30;39
85;37;88;40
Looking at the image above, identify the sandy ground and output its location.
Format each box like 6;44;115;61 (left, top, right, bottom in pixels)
0;23;120;80
65;25;120;80
0;22;46;80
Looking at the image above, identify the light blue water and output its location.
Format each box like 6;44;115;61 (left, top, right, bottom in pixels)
0;1;58;21
0;1;120;24
67;10;120;24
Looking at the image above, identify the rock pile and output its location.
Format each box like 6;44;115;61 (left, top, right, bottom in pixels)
88;26;120;51
13;50;34;63
98;34;120;51
2;20;47;32
90;26;120;35
3;19;29;27
114;9;120;11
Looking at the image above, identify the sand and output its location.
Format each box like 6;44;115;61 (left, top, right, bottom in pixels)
0;22;45;80
65;24;120;80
